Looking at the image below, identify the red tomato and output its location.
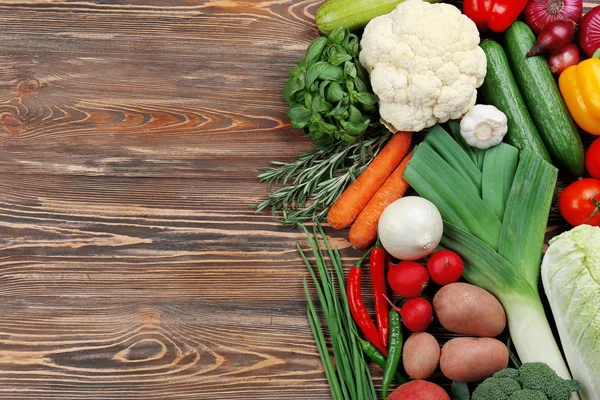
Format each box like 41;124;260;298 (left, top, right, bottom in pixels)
587;138;600;179
388;380;450;400
427;250;464;285
400;298;433;333
387;261;429;298
558;179;600;227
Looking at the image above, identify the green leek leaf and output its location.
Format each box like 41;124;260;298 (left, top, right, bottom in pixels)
482;143;519;220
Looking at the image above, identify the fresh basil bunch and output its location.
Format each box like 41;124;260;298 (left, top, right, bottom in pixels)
283;27;378;148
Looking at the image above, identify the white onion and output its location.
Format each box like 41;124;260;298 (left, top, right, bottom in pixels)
378;196;443;261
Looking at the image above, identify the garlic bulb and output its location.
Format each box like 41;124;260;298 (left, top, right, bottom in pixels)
460;104;508;149
378;197;443;261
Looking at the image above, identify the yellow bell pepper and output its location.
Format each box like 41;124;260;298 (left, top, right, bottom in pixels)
559;51;600;136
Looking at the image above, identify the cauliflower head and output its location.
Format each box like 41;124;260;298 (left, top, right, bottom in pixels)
359;0;487;132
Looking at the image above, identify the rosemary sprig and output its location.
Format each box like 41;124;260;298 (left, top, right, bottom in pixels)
253;126;392;225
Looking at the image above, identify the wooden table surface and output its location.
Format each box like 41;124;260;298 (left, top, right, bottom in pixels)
0;1;597;399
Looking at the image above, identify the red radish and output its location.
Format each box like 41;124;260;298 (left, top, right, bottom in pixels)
427;250;464;285
548;44;580;75
400;298;433;332
527;19;576;56
524;0;583;34
579;5;600;57
387;261;429;298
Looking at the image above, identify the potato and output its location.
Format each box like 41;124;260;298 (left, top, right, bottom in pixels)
402;332;440;379
433;282;506;337
440;337;509;382
387;380;450;400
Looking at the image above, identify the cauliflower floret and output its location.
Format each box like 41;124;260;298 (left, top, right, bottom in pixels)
359;0;487;132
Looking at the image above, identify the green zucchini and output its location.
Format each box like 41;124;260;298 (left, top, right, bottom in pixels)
315;0;441;34
479;40;551;162
504;21;585;177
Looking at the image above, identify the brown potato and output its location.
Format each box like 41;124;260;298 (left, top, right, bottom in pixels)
402;332;440;379
440;337;509;382
433;282;506;337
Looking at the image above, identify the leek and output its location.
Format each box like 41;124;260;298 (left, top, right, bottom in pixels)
403;126;576;386
481;144;518;220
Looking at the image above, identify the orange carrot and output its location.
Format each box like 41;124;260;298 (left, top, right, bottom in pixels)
327;132;412;230
349;152;413;249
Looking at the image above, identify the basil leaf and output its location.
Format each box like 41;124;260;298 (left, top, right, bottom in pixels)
309;120;338;143
348;105;364;124
289;58;306;78
340;118;369;136
319;80;330;100
311;95;332;114
305;62;330;89
283;73;306;103
329;27;346;45
353;77;368;93
355;92;377;107
287;105;312;128
328;51;352;66
330;96;349;118
356;61;369;82
304;91;313;109
346;78;355;92
319;64;344;82
451;381;470;400
305;37;328;68
339;132;360;143
326;82;345;102
344;61;357;78
345;35;359;57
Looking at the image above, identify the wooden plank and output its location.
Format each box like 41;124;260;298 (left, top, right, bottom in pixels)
0;0;598;398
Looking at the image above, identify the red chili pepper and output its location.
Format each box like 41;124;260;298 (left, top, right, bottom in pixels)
347;251;387;356
370;239;389;348
463;0;528;33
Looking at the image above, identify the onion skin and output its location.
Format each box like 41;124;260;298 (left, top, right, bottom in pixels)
524;0;583;34
548;44;580;75
579;6;600;57
526;19;576;56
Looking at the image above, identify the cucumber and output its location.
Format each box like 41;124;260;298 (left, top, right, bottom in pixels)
315;0;441;34
479;40;551;162
504;21;585;177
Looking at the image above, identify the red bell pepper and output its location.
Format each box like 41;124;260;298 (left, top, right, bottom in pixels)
463;0;528;33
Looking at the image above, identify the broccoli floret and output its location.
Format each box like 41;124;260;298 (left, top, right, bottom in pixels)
508;389;549;400
473;363;576;400
517;362;573;400
494;368;520;379
472;378;522;400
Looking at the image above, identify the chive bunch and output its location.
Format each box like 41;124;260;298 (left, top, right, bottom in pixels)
297;224;376;400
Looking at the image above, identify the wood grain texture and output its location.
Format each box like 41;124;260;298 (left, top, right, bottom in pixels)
0;0;598;399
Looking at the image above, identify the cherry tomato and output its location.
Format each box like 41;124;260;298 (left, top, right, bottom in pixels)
400;298;433;332
387;261;429;299
558;178;600;227
427;250;464;286
587;138;600;179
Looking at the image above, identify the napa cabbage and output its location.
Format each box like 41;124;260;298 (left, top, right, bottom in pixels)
541;225;600;400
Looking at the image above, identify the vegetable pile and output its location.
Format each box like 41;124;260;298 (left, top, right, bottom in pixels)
256;0;600;398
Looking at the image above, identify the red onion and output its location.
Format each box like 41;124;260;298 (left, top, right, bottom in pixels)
548;44;580;75
527;19;576;56
579;6;600;57
524;0;583;34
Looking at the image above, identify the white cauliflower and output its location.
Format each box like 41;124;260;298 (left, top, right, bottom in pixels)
359;0;487;133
